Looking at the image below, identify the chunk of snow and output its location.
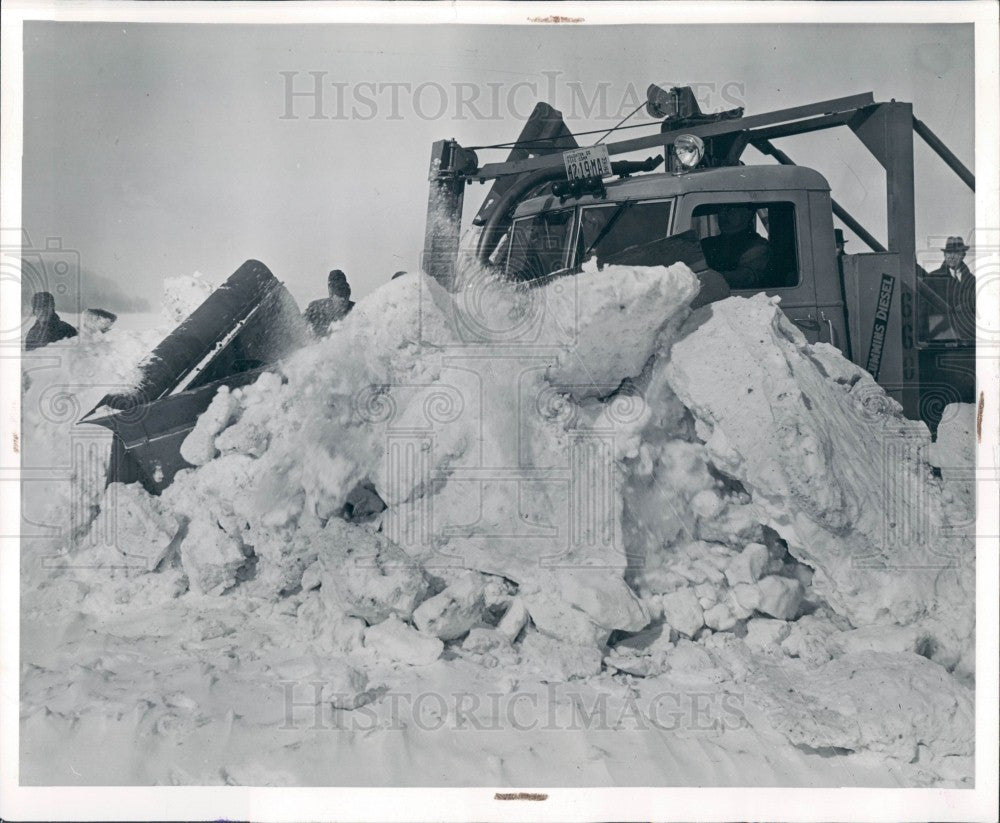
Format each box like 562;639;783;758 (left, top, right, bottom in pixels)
520;632;602;681
660;587;704;638
496;597;529;643
744;617;792;652
729;582;761;615
180;387;241;466
554;572;649;633
754;575;804;620
364;616;443;666
703;602;738;632
179;516;247;595
412;573;487;640
546;263;698;394
162;272;214;324
667;639;715;671
604;649;667;677
780;613;839;666
724;542;770;586
315;520;430;624
91;482;181;570
521;592;609;647
461;627;508;654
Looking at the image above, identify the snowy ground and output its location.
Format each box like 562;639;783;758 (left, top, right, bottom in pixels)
19;266;976;787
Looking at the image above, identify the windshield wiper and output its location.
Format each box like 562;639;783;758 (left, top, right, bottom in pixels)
581;200;634;262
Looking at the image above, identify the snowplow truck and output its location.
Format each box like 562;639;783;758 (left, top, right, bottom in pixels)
83;86;975;495
423;85;977;432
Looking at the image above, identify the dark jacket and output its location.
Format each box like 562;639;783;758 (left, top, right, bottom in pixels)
919;263;976;342
701;231;771;290
304;297;355;336
25;313;78;351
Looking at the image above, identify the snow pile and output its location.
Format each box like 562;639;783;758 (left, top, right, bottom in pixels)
20;324;165;560
19;274;215;565
662;296;974;674
21;262;977;785
161;271;214;323
161;264;699;638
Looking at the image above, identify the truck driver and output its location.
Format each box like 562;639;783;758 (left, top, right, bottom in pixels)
700;204;771;290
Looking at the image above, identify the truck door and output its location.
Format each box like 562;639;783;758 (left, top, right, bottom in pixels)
809;190;850;355
674;191;823;343
841;253;906;410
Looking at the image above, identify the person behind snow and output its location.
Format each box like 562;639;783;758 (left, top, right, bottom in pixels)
25;291;77;351
304;269;356;337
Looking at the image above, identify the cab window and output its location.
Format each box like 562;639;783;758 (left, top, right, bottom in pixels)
505;209;574;282
576;200;674;266
692;201;799;289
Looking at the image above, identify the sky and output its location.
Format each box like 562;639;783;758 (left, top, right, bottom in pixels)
22;22;975;313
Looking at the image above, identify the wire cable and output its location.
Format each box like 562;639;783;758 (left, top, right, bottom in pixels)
466;116;658;151
594;101;647;144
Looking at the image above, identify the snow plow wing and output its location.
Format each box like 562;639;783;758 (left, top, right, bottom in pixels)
80;259;308;494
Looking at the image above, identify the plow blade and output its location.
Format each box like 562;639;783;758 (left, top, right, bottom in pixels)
80;259;308;493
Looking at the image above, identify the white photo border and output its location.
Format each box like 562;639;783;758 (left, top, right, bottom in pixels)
1;2;997;821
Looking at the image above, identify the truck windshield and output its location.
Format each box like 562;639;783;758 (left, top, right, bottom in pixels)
506;209;574;282
576;199;674;266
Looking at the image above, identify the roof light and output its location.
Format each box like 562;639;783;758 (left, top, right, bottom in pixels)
674;134;705;171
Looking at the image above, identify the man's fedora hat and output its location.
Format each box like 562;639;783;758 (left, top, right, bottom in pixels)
942;236;970;253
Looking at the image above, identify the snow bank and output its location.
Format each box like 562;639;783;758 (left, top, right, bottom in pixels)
166;264;698;641
662;294;974;671
20;274;212;568
20;263;977;785
20;322;167;568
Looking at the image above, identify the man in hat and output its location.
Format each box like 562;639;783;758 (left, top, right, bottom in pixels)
304;269;356;337
917;236;977;431
25;291;78;351
919;237;975;342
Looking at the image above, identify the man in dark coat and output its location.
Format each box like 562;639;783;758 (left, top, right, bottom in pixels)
919;236;976;342
25;291;77;351
701;204;771;289
304;269;356;337
917;236;977;430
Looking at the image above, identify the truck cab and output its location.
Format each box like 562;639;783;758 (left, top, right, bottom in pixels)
494;164;847;350
425;90;975;425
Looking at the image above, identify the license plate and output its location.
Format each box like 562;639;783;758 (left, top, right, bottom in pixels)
563;145;612;181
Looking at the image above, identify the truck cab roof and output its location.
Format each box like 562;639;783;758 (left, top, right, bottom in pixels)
511;164;832;218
